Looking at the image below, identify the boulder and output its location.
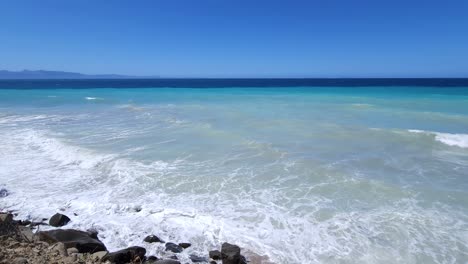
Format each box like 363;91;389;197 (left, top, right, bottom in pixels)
104;246;146;264
37;229;106;253
0;188;8;197
144;234;163;243
190;254;208;262
209;250;222;260
178;242;191;248
147;255;159;261
154;260;181;264
49;213;70;227
165;242;183;253
221;243;246;264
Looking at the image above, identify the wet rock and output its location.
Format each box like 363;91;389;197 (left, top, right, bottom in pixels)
221;243;245;264
49;213;71;227
17;220;32;226
144;234;164;243
147;255;159;261
0;188;8;197
154;260;181;264
104;246;146;264
178;242;191;248
86;228;99;239
209;250;222;260
37;229;106;253
169;255;178;260
165;242;183;253
190;254;208;262
210;261;217;264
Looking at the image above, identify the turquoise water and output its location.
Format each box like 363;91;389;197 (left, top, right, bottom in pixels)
1;87;468;263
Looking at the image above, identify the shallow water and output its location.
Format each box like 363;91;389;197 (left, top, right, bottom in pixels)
1;86;468;263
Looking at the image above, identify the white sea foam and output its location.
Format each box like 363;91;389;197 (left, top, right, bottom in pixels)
409;129;468;148
1;128;466;263
85;97;103;100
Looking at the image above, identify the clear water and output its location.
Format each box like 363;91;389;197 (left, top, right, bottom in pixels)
1;86;468;263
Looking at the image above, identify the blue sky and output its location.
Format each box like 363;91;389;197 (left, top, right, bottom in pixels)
1;0;467;77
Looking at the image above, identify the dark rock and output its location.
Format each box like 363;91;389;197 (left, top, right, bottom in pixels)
165;242;183;253
209;250;222;260
178;242;191;248
169;255;178;260
154;260;181;264
0;188;9;197
210;262;217;264
86;228;99;239
104;246;146;264
221;243;243;264
37;229;106;253
49;213;71;227
17;220;32;226
144;234;163;243
147;255;159;261
190;254;208;262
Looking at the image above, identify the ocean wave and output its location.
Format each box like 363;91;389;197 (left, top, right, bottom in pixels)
1;127;467;263
408;129;468;148
85;97;103;100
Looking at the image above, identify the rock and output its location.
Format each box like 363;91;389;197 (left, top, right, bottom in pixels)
67;247;79;255
18;226;34;241
165;242;183;253
154;260;181;264
17;220;32;226
104;246;146;264
190;254;208;262
86;228;99;239
0;188;8;197
169;255;178;259
48;242;68;256
178;242;191;248
221;243;245;264
147;255;159;261
144;234;163;243
49;213;71;227
12;257;28;264
91;250;108;261
209;250;222;260
210;261;217;264
0;213;13;223
37;229;106;253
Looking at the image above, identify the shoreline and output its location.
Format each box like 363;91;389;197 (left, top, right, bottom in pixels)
0;210;273;264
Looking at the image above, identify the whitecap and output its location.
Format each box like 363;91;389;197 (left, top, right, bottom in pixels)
85;97;103;100
408;129;468;148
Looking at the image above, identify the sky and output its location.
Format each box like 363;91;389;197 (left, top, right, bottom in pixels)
1;0;468;77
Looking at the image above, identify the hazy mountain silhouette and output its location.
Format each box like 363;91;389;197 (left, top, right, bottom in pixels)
0;70;151;79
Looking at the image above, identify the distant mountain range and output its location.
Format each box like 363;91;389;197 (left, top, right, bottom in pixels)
0;70;149;79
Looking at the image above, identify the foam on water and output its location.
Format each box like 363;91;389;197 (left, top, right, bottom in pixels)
409;129;468;148
1;87;468;263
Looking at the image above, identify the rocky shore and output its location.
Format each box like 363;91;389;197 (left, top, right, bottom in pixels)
0;211;272;264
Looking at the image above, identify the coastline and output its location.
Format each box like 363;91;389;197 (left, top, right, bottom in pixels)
0;210;272;264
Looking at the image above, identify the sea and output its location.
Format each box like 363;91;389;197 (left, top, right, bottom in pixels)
0;79;467;264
